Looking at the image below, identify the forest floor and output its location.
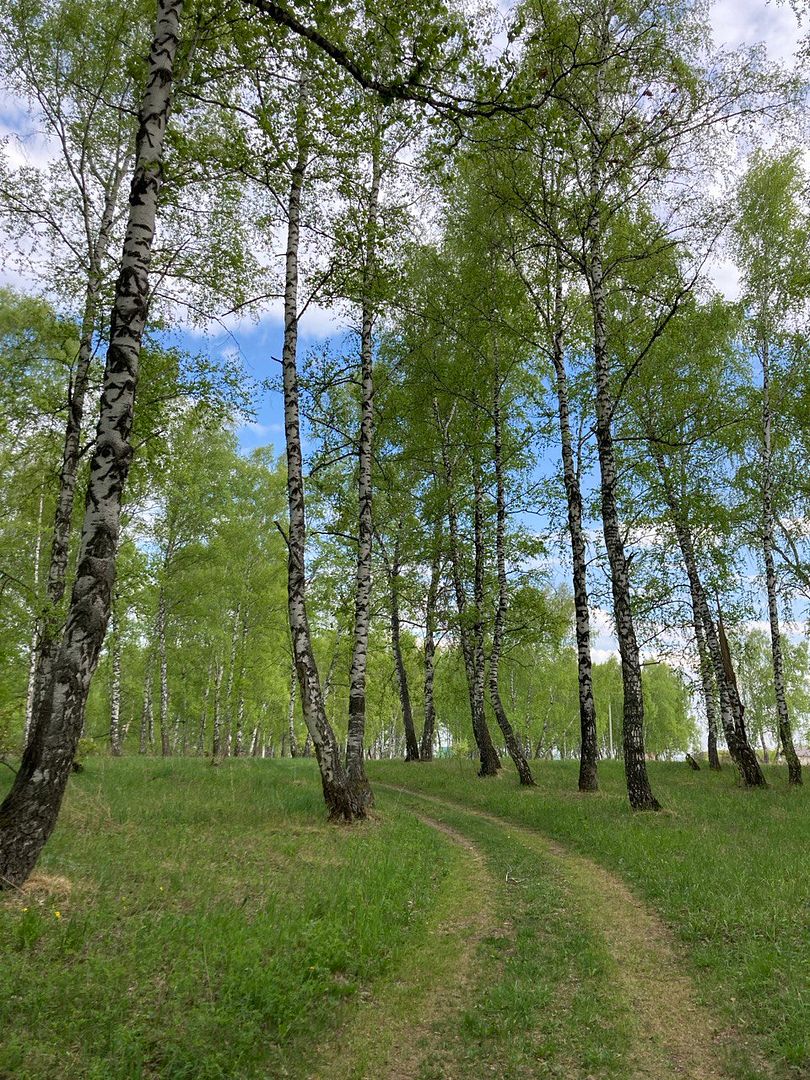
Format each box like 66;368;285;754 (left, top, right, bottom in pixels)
0;757;806;1079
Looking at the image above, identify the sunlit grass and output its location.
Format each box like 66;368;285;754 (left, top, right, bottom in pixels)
370;758;810;1077
0;758;452;1079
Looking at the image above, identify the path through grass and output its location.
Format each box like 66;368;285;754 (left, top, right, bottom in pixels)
2;757;806;1079
370;759;810;1078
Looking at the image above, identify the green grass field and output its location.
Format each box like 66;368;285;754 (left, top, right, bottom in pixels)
370;758;810;1077
0;757;807;1079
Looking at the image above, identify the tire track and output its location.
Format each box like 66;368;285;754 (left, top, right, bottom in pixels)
309;813;499;1080
376;782;759;1080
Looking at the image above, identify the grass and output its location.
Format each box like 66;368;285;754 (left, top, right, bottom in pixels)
0;758;453;1079
391;801;635;1080
369;757;810;1078
1;756;807;1079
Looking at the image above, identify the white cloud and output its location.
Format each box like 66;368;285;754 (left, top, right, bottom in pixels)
707;256;742;301
710;0;802;61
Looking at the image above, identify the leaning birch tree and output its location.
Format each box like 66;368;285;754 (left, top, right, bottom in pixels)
0;0;184;889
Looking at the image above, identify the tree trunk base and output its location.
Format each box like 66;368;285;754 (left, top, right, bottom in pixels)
629;792;662;811
325;777;371;821
478;757;500;778
735;748;767;787
578;761;598;792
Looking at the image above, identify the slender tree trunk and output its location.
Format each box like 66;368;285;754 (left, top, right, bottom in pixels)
311;630;340;758
29;171;127;749
388;529;420;761
651;451;765;787
287;656;299;757
157;588;171;757
761;341;801;784
435;402;500;776
234;621;248;757
345;136;381;803
211;659;223;760
0;0;183;889
589;239;659;810
109;599;122;756
197;659;212;756
23;489;45;748
693;606;721;770
482;402;534;786
420;532;441;761
279;95;366;820
222;603;241;758
549;263;598;792
716;612;767;786
323;634;341;703
139;649;153;755
235;695;246;757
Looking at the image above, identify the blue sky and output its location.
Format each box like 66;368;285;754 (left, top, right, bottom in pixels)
1;0;805;671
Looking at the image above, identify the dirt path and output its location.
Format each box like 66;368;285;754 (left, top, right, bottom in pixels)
308;813;500;1080
376;782;753;1080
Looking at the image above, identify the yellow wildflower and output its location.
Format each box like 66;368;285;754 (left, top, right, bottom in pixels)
54;911;62;919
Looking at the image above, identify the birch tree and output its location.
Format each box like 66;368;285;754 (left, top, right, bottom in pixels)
0;0;144;750
734;151;807;785
0;0;184;890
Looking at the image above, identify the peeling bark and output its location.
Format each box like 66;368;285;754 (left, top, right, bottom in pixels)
761;340;801;784
435;402;500;776
109;599;123;756
345;135;381;803
0;0;184;889
482;397;534;786
549;262;598;792
29;169;127;749
420;530;441;761
589;236;659;811
279;87;367;820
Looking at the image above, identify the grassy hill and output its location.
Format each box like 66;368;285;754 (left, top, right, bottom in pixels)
1;757;806;1078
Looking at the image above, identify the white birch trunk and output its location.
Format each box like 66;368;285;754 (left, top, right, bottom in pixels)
434;401;500;776
0;0;184;888
588;205;658;810
345;134;381;802
109;600;122;756
287;657;298;757
486;369;535;786
549;258;598;791
279;86;366;819
23;489;45;748
157;588;170;757
761;339;801;784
